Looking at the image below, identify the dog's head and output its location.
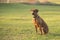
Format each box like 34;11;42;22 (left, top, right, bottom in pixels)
31;9;39;15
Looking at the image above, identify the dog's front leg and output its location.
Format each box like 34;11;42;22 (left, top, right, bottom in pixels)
35;25;38;33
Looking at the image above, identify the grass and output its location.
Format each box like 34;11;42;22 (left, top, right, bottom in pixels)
0;3;60;40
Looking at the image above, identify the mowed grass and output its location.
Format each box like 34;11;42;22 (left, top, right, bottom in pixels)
0;3;60;40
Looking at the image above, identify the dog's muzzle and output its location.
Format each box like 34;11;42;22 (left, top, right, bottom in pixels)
32;13;34;15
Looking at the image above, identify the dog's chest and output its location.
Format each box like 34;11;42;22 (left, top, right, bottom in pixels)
32;17;42;25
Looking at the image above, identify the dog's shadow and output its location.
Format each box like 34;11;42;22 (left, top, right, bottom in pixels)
49;33;60;36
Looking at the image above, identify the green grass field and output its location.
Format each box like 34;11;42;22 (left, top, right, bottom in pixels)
0;3;60;40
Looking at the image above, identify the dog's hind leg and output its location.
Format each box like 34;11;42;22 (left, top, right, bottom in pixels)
43;27;49;34
42;25;49;35
39;26;43;35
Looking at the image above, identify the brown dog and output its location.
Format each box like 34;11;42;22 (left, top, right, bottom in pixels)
31;9;49;35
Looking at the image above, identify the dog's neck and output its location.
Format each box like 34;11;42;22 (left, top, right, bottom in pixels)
33;13;39;18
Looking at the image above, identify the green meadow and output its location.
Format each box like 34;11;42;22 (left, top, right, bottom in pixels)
0;3;60;40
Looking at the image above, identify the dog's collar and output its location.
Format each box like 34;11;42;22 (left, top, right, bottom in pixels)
33;16;39;18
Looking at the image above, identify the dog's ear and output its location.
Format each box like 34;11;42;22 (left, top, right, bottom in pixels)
35;9;39;12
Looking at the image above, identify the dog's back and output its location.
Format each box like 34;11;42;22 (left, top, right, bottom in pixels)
35;16;49;34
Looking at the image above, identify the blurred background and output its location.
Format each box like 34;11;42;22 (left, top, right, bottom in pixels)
0;0;60;4
0;0;60;40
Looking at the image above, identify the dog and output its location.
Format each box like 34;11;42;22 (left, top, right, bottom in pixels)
31;9;49;35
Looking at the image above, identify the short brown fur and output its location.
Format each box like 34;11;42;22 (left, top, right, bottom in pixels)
31;9;49;35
